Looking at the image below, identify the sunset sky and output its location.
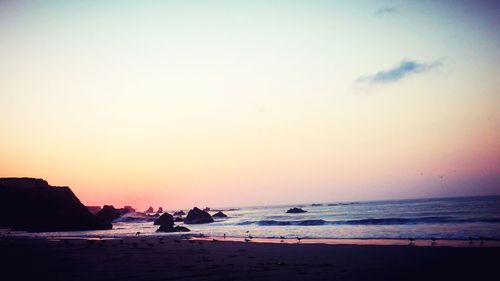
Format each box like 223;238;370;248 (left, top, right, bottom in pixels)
1;0;499;210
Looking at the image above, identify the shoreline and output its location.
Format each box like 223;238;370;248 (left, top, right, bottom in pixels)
2;230;499;248
1;234;499;281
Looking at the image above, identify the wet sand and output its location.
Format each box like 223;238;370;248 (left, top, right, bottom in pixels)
1;236;499;281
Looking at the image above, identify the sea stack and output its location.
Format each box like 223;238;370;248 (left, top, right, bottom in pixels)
184;207;214;224
286;207;307;214
0;177;111;232
155;212;190;232
173;210;186;216
212;211;228;218
154;212;174;226
95;205;126;224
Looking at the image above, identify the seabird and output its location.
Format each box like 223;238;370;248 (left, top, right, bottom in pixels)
135;232;141;236
244;238;251;242
296;237;302;242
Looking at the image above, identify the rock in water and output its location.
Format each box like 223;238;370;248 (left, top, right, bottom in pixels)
173;210;186;216
184;207;214;224
154;212;174;226
0;177;111;232
286;207;307;214
145;206;154;213
173;225;190;232
157;207;163;213
95;205;123;224
212;211;228;218
155;212;190;233
156;223;174;232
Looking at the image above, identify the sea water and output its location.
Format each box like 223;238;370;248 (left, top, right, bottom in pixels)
15;195;500;240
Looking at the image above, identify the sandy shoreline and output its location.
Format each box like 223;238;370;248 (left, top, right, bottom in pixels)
1;235;499;281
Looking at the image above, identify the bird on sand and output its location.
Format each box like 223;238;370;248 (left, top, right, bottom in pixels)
296;237;302;242
248;235;254;239
245;230;250;233
135;232;141;236
408;237;415;245
244;238;251;242
212;238;219;242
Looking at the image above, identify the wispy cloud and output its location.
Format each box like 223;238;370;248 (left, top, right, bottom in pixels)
374;7;396;16
356;59;444;85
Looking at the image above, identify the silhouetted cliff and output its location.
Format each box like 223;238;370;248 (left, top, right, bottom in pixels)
0;177;111;232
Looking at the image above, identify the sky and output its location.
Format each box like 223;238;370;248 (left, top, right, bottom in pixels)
0;0;499;210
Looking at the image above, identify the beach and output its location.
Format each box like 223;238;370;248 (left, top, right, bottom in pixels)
2;236;499;281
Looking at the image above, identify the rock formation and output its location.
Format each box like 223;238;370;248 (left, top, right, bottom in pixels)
173;225;190;232
212;211;228;218
0;177;111;232
286;207;307;214
123;206;136;212
184;207;214;224
154;212;174;226
154;212;190;232
157;207;163;213
95;205;128;224
173;210;185;216
145;206;154;213
86;206;102;214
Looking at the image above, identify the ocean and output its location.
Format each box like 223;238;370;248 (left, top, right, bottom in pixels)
10;195;500;241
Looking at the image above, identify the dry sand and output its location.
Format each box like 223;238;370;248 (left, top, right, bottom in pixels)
1;236;499;281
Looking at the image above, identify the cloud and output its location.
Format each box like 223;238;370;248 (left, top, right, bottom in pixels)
356;59;443;85
375;7;396;16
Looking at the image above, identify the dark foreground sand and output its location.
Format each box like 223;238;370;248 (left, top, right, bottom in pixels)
1;236;499;281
